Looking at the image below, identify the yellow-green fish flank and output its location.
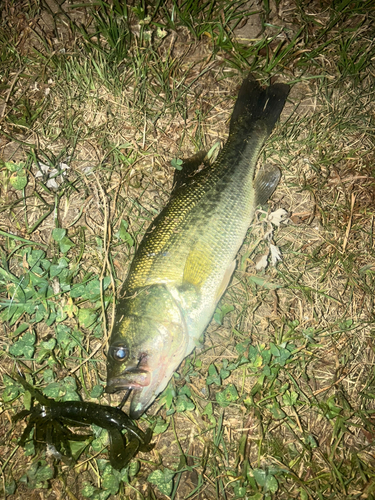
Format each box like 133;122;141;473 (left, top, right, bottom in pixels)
106;76;290;418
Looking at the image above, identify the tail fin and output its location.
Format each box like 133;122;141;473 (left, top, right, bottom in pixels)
229;76;290;136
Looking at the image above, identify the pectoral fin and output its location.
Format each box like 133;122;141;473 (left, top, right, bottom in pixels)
182;245;213;289
183;251;236;302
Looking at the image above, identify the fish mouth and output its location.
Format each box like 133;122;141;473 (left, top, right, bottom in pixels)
105;368;151;394
105;370;154;419
106;364;166;419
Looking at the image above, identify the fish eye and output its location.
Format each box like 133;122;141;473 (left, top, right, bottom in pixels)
111;346;128;362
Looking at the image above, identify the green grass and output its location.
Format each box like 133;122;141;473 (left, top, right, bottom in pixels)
1;0;375;498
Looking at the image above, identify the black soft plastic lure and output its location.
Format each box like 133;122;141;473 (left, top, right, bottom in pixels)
12;374;154;470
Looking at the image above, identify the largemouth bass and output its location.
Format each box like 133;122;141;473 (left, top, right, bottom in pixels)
106;76;290;418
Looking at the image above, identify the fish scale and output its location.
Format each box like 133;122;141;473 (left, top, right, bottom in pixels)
106;76;290;418
125;131;263;291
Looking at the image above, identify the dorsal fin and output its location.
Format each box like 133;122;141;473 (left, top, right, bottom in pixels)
171;150;207;194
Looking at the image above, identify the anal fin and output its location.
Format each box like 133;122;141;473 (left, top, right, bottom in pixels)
254;164;281;207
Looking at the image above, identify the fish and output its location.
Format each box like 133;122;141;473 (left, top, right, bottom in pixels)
106;76;290;418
